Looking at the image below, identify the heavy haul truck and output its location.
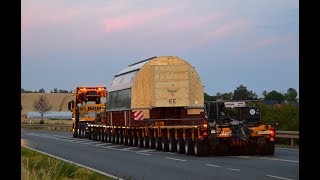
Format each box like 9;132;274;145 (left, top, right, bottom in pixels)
72;56;275;156
68;86;107;138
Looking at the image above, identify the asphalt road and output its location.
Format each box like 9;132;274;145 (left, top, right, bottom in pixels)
21;129;299;180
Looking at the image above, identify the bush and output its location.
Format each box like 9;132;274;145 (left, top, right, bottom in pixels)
39;119;45;124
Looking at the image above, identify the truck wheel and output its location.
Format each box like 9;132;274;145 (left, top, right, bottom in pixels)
132;136;138;147
162;137;169;152
93;127;97;141
185;138;194;155
123;135;128;145
169;137;177;152
143;136;149;148
127;135;133;146
194;139;208;156
106;133;111;143
248;142;256;155
138;137;144;148
177;138;185;154
149;137;155;149
96;127;100;141
267;142;275;155
155;137;162;150
101;128;105;142
88;126;92;140
115;134;120;144
112;134;116;144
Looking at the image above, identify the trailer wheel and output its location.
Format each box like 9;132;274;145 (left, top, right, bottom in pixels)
149;137;155;149
88;126;92;140
111;133;116;144
127;135;133;146
185;138;194;155
73;123;78;138
93;127;97;141
115;133;120;144
97;127;101;141
194;139;208;156
123;135;128;145
247;142;256;155
138;137;144;148
155;137;162;150
266;141;275;155
132;136;138;147
177;138;185;154
162;137;169;152
106;133;111;143
90;127;94;140
101;127;105;142
169;137;177;152
143;136;149;148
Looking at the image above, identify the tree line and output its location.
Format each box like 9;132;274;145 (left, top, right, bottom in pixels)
204;84;298;103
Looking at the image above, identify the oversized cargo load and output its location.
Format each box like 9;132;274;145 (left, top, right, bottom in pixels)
105;56;205;127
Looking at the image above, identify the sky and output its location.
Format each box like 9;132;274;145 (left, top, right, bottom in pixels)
21;0;299;97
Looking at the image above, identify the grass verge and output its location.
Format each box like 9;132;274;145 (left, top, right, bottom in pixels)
21;146;116;180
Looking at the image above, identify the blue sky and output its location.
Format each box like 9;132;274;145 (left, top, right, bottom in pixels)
21;0;299;97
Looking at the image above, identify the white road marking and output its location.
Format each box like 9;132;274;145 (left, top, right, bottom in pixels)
266;174;294;180
104;145;124;148
137;152;151;156
257;157;298;163
205;164;221;168
227;168;240;171
94;143;108;147
136;149;155;153
234;156;298;163
22;145;123;180
82;142;103;145
165;157;187;162
276;147;299;151
120;147;139;151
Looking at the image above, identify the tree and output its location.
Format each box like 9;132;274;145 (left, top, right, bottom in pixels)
232;85;258;100
38;88;45;93
263;90;284;103
33;94;53;121
284;88;298;102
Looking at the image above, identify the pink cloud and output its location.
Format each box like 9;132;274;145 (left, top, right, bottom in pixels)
181;20;252;50
102;7;181;32
22;3;85;31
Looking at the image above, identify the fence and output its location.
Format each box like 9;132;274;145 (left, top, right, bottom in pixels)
276;130;299;147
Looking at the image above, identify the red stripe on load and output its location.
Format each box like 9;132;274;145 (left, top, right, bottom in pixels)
134;111;144;120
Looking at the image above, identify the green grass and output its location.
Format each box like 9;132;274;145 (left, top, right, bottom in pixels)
21;147;115;180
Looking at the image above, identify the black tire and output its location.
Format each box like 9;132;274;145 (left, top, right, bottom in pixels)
106;133;111;143
185;138;194;155
162;137;169;152
101;128;105;142
266;141;275;155
132;136;138;147
155;137;162;150
111;134;116;144
138;137;144;148
115;134;120;144
149;137;155;149
93;127;97;141
123;135;128;145
143;136;149;148
194;139;208;156
127;135;133;146
88;126;92;140
169;137;177;152
177;138;185;154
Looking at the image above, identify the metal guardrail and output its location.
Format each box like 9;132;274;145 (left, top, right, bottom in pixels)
276;130;299;146
21;124;299;146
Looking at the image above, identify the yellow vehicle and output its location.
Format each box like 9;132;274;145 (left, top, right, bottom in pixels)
68;86;107;138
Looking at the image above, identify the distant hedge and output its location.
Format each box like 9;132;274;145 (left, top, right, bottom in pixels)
260;103;299;131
